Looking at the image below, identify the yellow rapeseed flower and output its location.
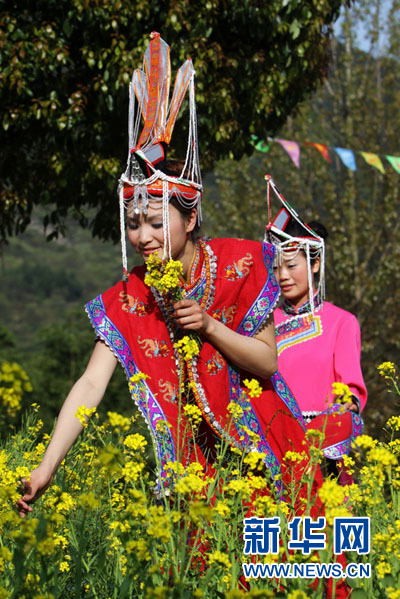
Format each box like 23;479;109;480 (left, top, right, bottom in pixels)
122;460;144;481
214;501;230;518
146;506;171;542
107;412;131;432
144;253;183;295
126;539;151;560
208;549;231;569
183;404;202;425
146;587;169;599
376;560;391;579
189;500;213;524
352;434;377;451
378;361;397;378
331;381;353;403
387;416;400;432
129;372;150;389
318;478;346;508
75;405;96;427
227;401;244;419
175;472;205;495
366;446;396;467
244;451;266;470
283;450;307;463
174;336;200;361
243;378;263;398
287;591;309;599
77;492;100;510
124;433;147;451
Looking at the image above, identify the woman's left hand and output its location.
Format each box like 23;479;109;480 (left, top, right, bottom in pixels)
342;401;359;412
173;299;211;334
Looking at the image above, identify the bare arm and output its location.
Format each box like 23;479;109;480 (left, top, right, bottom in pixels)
173;299;277;378
17;341;117;516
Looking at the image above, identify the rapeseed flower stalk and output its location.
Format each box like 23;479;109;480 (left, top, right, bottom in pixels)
378;361;400;395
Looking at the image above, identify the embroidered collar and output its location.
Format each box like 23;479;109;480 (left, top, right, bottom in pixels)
282;291;322;316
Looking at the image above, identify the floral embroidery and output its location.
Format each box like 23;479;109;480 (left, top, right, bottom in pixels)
85;295;175;485
275;315;322;356
137;336;170;358
205;351;224;375
158;379;178;403
212;304;237;325
269;372;306;430
236;244;280;336
119;291;147;316
224;253;253;280
316;404;363;460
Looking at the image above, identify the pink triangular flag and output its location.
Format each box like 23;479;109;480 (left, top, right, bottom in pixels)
275;139;300;168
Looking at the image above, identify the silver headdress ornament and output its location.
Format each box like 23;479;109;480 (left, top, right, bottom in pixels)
264;174;325;315
119;32;203;278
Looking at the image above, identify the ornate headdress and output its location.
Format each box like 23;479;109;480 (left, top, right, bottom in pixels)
119;32;202;278
264;174;325;315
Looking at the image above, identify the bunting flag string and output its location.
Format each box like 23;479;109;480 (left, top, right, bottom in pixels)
252;136;400;175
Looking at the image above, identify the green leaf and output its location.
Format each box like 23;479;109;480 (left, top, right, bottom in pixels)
290;19;301;39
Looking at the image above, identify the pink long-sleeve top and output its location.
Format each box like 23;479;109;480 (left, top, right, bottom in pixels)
274;301;367;414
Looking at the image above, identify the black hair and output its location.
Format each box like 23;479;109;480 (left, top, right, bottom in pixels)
161;160;201;237
283;219;327;266
285;218;328;241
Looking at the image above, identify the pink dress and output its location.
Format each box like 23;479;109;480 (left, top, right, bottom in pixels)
274;300;367;461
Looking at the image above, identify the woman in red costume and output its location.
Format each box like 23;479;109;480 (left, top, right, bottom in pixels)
17;32;318;515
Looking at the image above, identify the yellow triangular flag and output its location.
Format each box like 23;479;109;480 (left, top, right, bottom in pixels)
360;151;385;174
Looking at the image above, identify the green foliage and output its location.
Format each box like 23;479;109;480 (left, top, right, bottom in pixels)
206;0;400;437
0;215;138;430
0;0;345;243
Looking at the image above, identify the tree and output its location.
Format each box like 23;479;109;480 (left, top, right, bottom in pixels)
0;0;345;243
207;0;400;437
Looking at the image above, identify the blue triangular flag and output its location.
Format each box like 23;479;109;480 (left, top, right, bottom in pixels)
334;147;357;171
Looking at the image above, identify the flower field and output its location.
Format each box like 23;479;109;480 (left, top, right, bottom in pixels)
0;361;399;599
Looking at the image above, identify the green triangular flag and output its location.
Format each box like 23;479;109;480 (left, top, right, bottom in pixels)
386;155;400;174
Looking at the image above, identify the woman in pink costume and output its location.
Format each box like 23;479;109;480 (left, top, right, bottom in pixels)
265;176;367;483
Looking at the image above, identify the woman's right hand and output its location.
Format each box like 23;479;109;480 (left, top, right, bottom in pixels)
16;464;54;518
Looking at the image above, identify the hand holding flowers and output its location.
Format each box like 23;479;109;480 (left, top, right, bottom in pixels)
172;298;211;334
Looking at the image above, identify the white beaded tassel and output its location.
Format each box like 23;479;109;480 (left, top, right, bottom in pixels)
162;179;172;261
119;184;129;279
319;242;326;302
306;244;315;315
